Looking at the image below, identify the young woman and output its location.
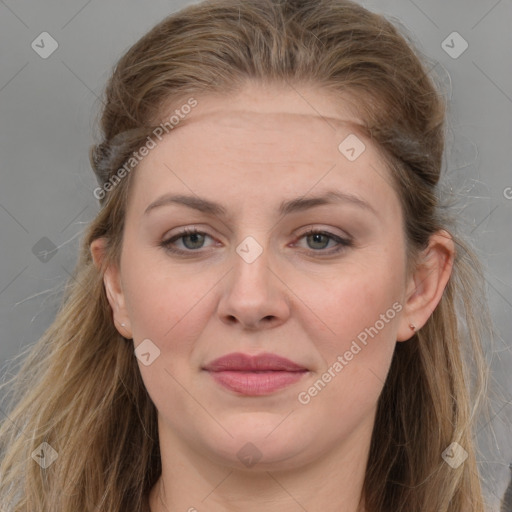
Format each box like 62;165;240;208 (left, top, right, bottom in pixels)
0;1;490;510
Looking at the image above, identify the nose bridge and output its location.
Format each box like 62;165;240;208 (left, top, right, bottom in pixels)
230;234;272;299
217;233;290;328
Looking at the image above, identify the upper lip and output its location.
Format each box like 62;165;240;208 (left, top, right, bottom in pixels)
203;352;308;372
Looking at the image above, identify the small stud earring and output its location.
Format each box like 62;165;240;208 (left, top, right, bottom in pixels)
121;323;126;327
409;323;416;332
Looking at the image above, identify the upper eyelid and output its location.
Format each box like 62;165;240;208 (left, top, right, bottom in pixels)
164;226;349;241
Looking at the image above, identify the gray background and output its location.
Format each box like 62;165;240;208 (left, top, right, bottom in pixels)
0;0;510;509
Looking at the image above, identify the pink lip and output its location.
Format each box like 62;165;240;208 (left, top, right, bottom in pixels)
202;352;309;396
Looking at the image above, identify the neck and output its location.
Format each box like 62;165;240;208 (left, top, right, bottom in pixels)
149;415;372;512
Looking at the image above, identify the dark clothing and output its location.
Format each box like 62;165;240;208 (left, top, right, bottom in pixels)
502;465;512;512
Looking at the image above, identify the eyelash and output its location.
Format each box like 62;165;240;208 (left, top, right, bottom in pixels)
160;227;353;256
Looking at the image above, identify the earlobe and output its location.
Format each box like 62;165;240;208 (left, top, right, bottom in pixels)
397;230;455;342
90;237;133;339
104;266;133;339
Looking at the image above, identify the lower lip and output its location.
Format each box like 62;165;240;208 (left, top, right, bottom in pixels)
206;370;308;396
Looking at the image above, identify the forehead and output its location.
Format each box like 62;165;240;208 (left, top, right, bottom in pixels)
128;85;399;219
168;109;366;164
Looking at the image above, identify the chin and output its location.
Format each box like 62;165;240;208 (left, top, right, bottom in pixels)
199;422;316;472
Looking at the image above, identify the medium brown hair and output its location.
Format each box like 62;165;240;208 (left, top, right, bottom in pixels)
0;1;490;510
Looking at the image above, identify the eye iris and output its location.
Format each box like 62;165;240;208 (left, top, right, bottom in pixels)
183;232;205;249
307;233;329;250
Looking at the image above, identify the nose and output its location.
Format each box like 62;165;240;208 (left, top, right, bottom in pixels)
216;239;291;331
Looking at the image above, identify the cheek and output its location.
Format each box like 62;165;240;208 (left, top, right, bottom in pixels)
299;258;403;344
121;248;216;344
294;257;403;401
294;297;400;432
120;255;225;410
121;260;216;421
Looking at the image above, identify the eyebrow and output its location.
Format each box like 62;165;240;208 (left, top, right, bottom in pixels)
143;189;377;217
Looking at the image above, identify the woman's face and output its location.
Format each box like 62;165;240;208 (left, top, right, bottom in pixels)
108;82;415;470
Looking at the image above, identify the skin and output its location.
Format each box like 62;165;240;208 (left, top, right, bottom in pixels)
91;81;454;512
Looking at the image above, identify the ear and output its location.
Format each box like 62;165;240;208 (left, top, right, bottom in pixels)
396;230;455;342
90;237;132;339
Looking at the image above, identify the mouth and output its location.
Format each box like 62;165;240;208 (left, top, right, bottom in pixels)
202;352;309;396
